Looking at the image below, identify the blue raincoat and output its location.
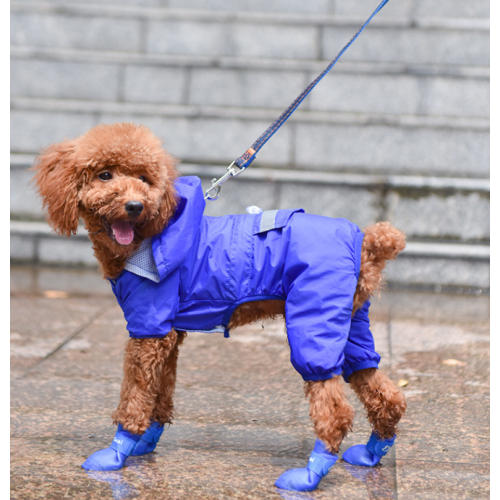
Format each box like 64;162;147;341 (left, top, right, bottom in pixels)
110;176;380;382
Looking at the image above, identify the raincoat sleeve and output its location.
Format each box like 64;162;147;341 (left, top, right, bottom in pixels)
341;300;380;382
284;268;356;381
112;270;181;339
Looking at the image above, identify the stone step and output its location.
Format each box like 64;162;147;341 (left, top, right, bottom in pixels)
11;48;489;119
11;97;489;178
11;45;490;78
10;0;490;20
10;220;490;291
11;2;489;66
11;155;490;244
11;1;490;28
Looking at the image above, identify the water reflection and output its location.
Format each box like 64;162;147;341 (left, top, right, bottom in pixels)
344;463;395;500
84;459;396;500
275;487;316;500
84;454;161;500
85;470;138;500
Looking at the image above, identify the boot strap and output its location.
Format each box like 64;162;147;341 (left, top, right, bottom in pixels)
366;433;396;457
110;432;138;456
307;451;338;476
141;425;164;444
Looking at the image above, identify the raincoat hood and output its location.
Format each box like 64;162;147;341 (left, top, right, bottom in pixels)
152;177;205;282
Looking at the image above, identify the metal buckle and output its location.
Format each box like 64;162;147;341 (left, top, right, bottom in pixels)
204;161;245;201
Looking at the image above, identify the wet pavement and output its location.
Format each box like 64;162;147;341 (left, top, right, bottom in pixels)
11;266;490;499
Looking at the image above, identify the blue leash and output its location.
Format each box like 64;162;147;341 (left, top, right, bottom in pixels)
205;0;389;201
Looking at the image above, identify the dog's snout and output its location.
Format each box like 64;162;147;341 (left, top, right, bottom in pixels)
125;200;144;218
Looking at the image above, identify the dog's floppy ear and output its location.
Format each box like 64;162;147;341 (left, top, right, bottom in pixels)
153;152;179;232
33;140;81;237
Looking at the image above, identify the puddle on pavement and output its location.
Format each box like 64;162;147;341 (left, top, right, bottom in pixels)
342;463;396;500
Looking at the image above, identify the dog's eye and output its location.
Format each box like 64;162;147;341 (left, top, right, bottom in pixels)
139;176;147;183
98;172;112;181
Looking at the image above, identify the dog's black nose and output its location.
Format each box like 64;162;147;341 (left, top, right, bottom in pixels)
125;201;144;218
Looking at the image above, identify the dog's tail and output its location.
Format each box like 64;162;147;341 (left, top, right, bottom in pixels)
353;222;406;312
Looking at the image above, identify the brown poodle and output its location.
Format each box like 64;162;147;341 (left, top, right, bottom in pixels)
34;122;406;490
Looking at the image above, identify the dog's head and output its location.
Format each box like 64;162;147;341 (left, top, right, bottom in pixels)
33;122;178;256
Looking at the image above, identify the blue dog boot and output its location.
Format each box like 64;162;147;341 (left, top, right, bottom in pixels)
82;425;142;471
342;432;396;467
275;439;338;492
130;421;164;456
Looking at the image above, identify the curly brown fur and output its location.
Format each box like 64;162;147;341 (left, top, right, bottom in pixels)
348;368;407;439
353;222;406;313
228;300;285;329
151;331;186;425
33;123;179;278
305;377;355;453
111;331;180;434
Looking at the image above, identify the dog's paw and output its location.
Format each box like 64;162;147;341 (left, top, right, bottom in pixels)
342;433;396;467
342;444;381;467
82;447;128;471
275;439;338;492
275;468;322;492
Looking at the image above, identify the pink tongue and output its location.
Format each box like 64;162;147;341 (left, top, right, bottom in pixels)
111;221;134;245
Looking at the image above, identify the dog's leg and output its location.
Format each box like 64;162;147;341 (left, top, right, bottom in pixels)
131;331;187;457
305;377;355;453
349;368;407;439
151;330;186;425
111;331;180;433
82;331;179;471
275;377;354;492
343;368;407;466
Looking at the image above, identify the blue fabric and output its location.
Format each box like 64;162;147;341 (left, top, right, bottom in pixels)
342;433;396;467
82;425;142;471
366;433;396;457
342;444;382;467
110;176;380;382
307;450;337;476
341;300;381;382
110;433;138;456
131;421;164;456
275;439;337;492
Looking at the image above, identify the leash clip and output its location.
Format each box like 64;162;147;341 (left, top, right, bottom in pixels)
205;161;244;201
